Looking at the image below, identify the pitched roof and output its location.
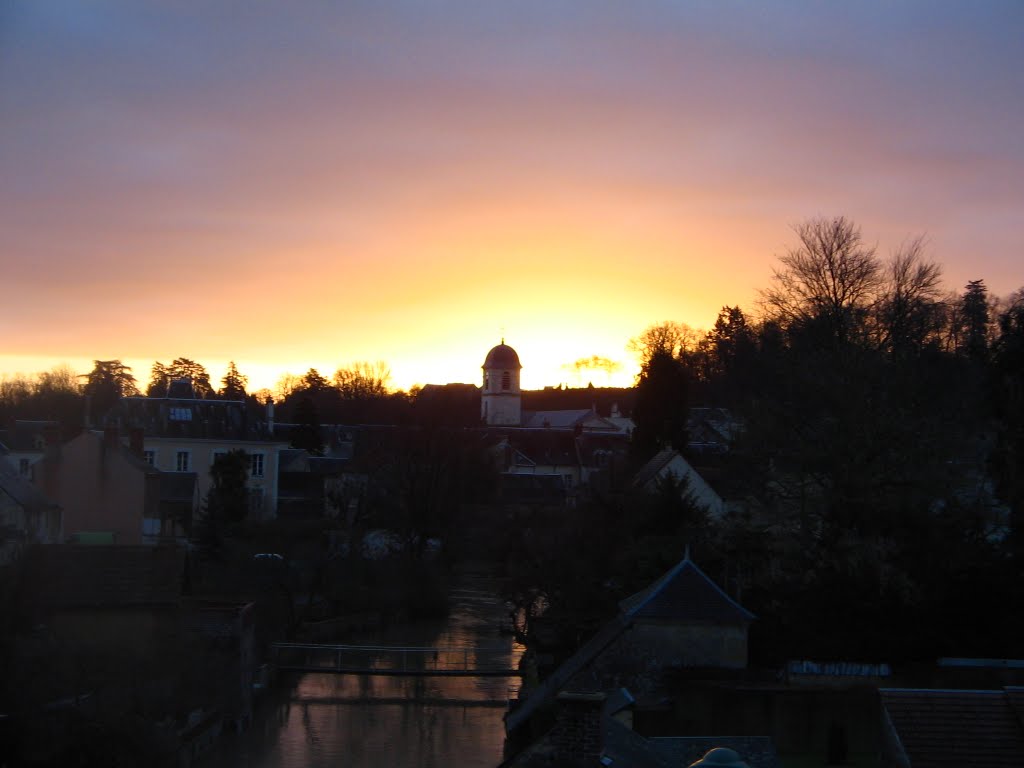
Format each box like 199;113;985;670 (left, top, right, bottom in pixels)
0;457;58;513
507;555;754;737
508;429;579;467
505;615;630;735
521;409;590;429
632;448;681;489
110;396;276;441
620;556;755;624
880;688;1024;768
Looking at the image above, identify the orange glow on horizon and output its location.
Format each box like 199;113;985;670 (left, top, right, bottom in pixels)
3;5;1021;397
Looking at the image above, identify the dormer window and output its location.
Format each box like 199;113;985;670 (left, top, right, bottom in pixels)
169;407;193;422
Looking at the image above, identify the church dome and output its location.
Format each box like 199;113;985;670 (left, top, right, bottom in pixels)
483;342;522;370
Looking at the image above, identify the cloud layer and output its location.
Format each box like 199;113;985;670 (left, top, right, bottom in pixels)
2;1;1022;389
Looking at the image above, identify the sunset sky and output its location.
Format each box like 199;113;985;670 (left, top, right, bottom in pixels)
2;2;1022;393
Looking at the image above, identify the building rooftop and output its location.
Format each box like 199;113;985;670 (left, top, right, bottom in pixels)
881;687;1024;768
483;342;522;370
620;555;755;624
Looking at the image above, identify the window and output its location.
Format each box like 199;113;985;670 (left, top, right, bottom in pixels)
169;407;193;422
176;451;190;472
211;450;227;466
250;452;264;478
501;371;511;391
143;450;156;467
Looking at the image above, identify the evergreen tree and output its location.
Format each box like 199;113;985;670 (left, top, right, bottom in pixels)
993;291;1024;562
205;450;250;523
630;349;690;464
83;359;139;419
148;358;214;398
301;368;330;392
147;361;169;397
219;361;248;400
960;279;991;361
291;395;323;455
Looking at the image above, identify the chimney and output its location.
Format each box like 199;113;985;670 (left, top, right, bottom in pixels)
129;428;145;458
265;397;275;435
553;691;606;766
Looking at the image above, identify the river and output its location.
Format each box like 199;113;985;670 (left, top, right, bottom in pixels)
203;569;525;768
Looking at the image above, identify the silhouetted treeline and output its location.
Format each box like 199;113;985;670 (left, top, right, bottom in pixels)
506;216;1024;666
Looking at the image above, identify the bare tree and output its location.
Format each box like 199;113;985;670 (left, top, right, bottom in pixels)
628;321;699;368
0;374;33;409
563;355;623;386
251;388;274;405
274;373;302;402
35;365;81;397
874;237;944;357
761;216;882;348
333;361;391;399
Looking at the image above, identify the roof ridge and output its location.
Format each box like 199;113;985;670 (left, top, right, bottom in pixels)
621;556;755;622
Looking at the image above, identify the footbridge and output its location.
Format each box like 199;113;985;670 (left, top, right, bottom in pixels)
270;642;522;677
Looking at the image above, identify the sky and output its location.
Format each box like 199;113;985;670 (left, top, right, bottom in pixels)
2;1;1022;394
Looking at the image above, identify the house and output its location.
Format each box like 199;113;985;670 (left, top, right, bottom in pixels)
506;553;755;738
521;408;620;432
0;419;59;480
107;391;290;521
157;471;199;543
497;430;581;498
33;427;161;545
0;455;60;563
880;687;1024;767
277;448;347;518
634;448;727;519
487;428;631;506
687;407;740;457
8;545;254;764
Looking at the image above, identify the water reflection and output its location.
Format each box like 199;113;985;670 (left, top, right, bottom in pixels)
205;574;523;768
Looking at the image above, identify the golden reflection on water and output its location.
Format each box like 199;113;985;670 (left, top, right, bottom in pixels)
209;576;524;768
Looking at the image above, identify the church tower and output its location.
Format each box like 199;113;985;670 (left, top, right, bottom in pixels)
481;340;522;426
